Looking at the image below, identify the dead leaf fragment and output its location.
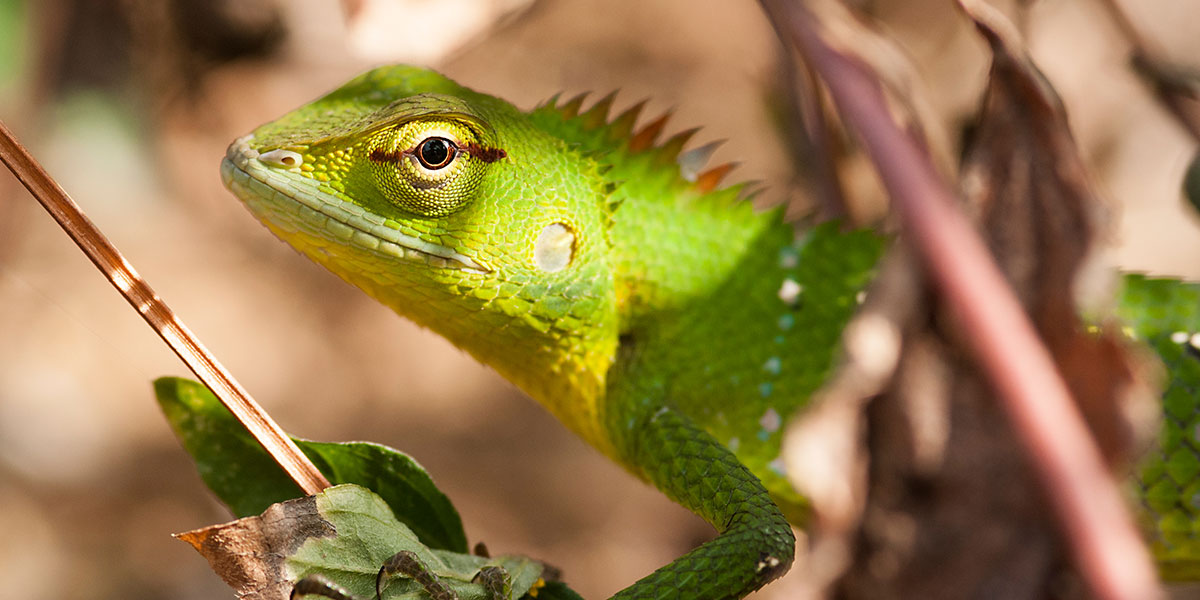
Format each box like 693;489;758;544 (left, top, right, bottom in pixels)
958;0;1157;463
176;495;335;600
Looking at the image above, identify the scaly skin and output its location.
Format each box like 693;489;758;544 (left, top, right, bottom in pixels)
220;65;1200;595
221;65;881;598
1118;275;1200;580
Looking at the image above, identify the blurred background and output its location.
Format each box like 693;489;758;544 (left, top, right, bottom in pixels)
0;0;1197;598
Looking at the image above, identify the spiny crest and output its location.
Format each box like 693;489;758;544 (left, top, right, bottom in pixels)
531;92;745;198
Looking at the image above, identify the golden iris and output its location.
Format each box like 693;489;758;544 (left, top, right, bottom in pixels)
368;118;492;217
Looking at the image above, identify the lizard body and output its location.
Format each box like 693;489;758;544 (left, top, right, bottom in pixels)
221;65;1198;597
221;65;879;598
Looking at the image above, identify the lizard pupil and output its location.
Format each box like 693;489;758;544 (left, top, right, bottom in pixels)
416;137;455;169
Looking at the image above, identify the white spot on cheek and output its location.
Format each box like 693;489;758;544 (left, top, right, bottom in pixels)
1190;333;1200;351
1171;331;1189;344
534;223;575;272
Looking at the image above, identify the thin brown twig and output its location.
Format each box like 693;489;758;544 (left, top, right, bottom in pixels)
757;1;1162;599
0;118;330;496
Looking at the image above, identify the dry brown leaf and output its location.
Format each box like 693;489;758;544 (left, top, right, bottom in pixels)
958;0;1157;463
779;2;1159;598
176;495;334;600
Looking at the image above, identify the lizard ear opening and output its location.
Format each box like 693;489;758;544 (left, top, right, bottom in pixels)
534;222;575;272
367;118;493;217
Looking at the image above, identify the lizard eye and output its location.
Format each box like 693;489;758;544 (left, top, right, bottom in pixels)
415;137;456;170
367;117;497;217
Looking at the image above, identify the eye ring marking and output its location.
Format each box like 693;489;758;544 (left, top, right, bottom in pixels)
368;139;508;167
414;137;457;170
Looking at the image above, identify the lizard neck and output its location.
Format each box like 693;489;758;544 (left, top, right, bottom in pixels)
482;314;621;459
339;255;623;459
254;204;625;458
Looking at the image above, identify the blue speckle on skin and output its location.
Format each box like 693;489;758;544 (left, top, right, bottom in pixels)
768;457;787;477
774;335;785;345
763;356;781;375
778;247;799;269
757;430;770;442
792;230;814;255
759;382;773;398
777;314;795;331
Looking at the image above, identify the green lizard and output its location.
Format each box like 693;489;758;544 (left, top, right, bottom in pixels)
219;65;1199;598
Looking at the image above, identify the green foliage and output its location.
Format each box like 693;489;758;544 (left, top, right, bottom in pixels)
155;376;467;553
530;582;585;600
293;485;545;600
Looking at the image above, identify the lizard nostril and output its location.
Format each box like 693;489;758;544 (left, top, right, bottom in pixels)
259;149;303;169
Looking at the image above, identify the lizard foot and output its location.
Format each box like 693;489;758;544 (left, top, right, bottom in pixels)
376;550;456;600
472;565;512;600
291;574;358;600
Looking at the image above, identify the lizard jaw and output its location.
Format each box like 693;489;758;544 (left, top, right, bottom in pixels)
221;135;488;274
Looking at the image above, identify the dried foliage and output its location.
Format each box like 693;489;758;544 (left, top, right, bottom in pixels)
769;1;1169;598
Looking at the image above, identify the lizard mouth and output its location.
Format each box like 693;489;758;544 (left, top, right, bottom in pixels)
221;135;488;273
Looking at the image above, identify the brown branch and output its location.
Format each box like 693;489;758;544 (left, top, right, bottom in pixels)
0;118;331;496
758;2;1162;599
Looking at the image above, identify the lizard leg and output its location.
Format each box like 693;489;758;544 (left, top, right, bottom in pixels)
376;550;457;600
291;574;360;600
613;406;795;600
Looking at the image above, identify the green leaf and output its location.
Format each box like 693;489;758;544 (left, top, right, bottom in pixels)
527;581;585;600
291;485;544;600
180;484;549;600
155;376;467;552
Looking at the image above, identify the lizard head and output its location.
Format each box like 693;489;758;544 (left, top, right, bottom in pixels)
221;66;620;444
